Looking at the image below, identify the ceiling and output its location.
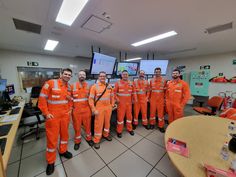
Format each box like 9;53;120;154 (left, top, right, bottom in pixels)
0;0;236;60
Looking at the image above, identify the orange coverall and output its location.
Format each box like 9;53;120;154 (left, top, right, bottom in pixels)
149;77;166;128
38;79;72;164
133;79;149;126
114;80;137;133
166;79;190;124
88;82;114;143
220;108;236;120
71;81;92;144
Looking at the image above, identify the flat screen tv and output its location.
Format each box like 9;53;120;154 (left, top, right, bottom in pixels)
116;62;139;76
90;52;116;75
140;60;169;75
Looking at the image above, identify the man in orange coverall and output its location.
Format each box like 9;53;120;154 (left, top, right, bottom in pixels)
166;69;191;124
89;71;114;149
149;67;166;132
71;70;93;150
133;70;150;130
38;68;73;175
220;108;236;120
114;70;137;138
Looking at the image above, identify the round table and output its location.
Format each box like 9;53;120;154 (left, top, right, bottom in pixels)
165;115;235;177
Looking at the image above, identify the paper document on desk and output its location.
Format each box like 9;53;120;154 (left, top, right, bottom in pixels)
204;164;236;177
0;115;18;123
166;138;189;157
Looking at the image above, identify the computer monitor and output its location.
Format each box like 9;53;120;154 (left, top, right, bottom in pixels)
0;79;7;92
140;60;169;75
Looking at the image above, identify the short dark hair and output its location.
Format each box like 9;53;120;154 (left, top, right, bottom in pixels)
99;71;106;75
173;69;180;74
122;70;128;73
62;68;72;74
154;67;161;72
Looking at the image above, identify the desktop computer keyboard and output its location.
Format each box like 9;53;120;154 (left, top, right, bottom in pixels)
0;124;12;136
9;107;21;115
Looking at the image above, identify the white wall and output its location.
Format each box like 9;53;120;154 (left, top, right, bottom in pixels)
0;49;91;100
167;51;236;97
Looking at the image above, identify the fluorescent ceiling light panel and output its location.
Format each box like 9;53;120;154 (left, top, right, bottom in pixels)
125;57;142;61
56;0;88;26
131;31;177;47
44;39;59;51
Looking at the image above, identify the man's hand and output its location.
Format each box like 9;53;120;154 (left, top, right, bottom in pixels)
94;110;99;116
46;113;54;120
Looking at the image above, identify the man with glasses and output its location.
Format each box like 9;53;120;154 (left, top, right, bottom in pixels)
114;70;137;138
38;68;73;175
71;70;93;151
89;71;114;149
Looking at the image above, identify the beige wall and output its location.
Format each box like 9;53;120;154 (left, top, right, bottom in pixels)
168;51;236;97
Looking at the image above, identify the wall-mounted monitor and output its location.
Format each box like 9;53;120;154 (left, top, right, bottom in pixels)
116;62;139;76
90;52;116;75
0;79;7;92
140;60;169;75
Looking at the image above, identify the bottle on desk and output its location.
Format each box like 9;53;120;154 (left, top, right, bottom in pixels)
220;142;229;161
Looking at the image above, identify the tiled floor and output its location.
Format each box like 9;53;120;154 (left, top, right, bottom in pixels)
7;105;197;177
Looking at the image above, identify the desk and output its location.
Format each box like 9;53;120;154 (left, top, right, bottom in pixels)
165;115;235;177
0;101;25;177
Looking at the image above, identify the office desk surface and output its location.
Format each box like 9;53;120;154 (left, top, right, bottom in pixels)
0;101;25;170
165;115;235;177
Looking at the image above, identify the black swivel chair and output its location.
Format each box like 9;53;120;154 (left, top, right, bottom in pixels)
21;86;45;140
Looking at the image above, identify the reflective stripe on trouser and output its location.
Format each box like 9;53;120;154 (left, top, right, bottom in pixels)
45;113;69;164
133;101;148;125
149;98;165;128
116;104;133;133
166;101;184;124
93;106;112;143
72;107;92;143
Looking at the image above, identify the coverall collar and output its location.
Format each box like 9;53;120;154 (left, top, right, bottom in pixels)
97;81;106;86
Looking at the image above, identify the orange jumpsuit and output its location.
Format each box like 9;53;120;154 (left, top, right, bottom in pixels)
114;80;137;133
133;79;149;126
71;81;92;144
149;77;166;128
88;82;114;143
220;108;236;120
166;79;190;124
38;79;72;164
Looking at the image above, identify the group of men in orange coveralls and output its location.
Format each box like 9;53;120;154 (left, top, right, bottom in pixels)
38;67;191;175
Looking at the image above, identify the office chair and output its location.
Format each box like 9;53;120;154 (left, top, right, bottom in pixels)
30;86;42;98
193;96;224;115
21;102;45;140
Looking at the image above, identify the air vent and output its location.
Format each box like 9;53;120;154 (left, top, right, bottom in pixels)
205;22;233;34
81;15;112;33
13;18;41;34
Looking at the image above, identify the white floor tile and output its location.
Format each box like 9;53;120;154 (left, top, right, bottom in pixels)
6;161;19;177
108;150;152;177
131;138;166;166
35;164;66;177
63;148;105;177
19;150;61;177
155;154;181;177
134;125;154;137
146;130;165;148
147;168;166;177
8;145;22;164
94;138;128;163
115;131;143;148
92;166;115;177
22;136;46;158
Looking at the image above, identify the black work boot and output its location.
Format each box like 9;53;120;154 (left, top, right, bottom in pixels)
159;127;165;133
150;125;155;129
87;140;94;146
59;151;72;159
129;130;135;136
117;133;122;138
143;125;150;130
46;163;55;175
132;124;137;130
74;143;80;150
103;135;112;141
94;143;100;149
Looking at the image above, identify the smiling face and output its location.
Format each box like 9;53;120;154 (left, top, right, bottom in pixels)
98;72;107;84
139;70;145;79
154;69;161;77
78;71;86;82
121;71;129;81
172;70;180;80
60;70;72;83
